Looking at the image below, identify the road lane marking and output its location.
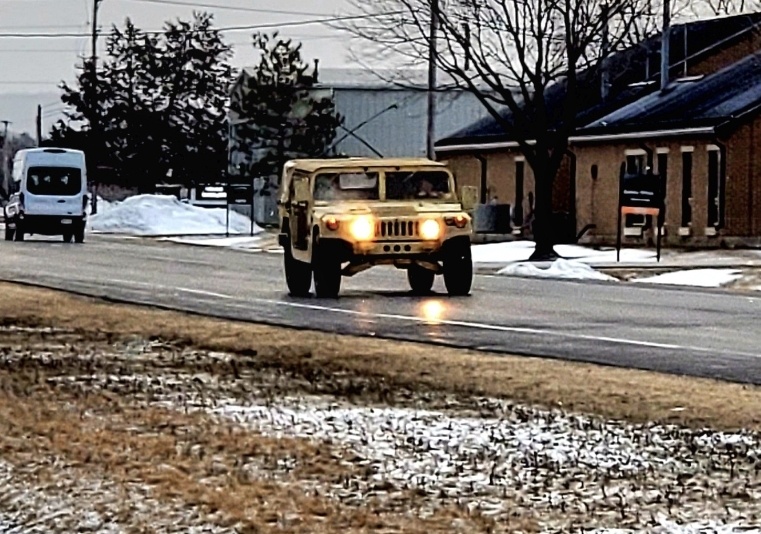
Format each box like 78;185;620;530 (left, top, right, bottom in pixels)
169;286;760;358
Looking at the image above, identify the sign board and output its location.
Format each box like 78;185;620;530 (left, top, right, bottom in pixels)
616;162;667;262
226;183;253;205
224;183;255;237
621;171;665;209
189;184;227;207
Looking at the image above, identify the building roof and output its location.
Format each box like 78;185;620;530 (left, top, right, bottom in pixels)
435;11;761;149
576;50;761;138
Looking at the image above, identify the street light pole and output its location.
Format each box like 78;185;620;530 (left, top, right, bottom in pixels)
1;120;11;197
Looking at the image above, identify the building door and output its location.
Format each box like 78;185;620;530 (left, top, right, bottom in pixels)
514;160;524;227
707;148;723;228
681;150;693;227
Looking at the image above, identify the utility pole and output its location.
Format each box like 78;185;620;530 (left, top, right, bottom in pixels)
1;120;11;198
90;0;104;214
426;0;439;160
36;105;42;145
600;3;610;101
660;0;671;91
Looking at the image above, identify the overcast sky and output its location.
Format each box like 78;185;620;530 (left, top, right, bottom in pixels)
0;0;367;133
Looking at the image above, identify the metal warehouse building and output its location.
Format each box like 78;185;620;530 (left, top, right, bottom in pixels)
228;67;491;224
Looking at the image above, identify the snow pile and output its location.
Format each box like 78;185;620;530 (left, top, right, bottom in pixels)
85;196;112;216
89;194;260;236
497;258;618;281
632;268;743;288
472;240;658;266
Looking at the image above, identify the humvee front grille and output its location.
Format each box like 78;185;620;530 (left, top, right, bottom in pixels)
377;219;419;238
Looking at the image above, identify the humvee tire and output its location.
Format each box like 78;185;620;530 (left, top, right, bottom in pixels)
313;242;342;298
443;243;472;296
407;265;435;294
284;242;312;297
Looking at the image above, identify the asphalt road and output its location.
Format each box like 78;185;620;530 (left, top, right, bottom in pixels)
1;235;760;384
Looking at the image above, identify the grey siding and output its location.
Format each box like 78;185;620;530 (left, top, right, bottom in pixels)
331;88;488;157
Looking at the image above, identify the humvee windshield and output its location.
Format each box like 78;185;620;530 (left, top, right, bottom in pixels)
314;172;380;201
385;170;452;200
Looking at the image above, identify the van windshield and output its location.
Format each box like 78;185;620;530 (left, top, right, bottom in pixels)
26;167;82;196
385;170;452;200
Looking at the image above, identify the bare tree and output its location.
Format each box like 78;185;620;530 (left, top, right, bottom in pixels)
691;0;759;16
342;0;658;259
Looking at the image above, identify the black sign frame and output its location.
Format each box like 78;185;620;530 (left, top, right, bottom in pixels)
616;161;667;262
225;183;255;237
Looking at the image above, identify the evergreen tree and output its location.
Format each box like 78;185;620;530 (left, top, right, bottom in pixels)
51;12;233;192
229;32;342;187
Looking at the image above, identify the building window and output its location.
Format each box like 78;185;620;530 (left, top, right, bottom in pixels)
513;160;524;226
626;154;647;175
707;147;724;228
681;150;693;227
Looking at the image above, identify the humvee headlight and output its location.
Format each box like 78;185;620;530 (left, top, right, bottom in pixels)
323;216;340;231
349;216;374;241
419;219;441;240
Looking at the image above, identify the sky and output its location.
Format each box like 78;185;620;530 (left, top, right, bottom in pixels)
0;0;363;134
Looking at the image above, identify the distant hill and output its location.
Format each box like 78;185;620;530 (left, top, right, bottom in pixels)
0;92;64;138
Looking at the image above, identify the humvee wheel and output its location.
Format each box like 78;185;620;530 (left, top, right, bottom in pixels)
313;243;342;298
443;243;473;296
407;265;435;294
284;243;312;297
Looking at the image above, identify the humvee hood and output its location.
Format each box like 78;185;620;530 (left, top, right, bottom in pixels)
313;201;464;217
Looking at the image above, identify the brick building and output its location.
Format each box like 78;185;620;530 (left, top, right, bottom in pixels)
435;13;761;247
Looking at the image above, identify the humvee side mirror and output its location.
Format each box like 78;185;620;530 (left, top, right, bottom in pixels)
460;185;478;211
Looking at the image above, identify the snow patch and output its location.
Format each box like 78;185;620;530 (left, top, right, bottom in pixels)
472;241;658;266
497;258;618;282
88;194;261;236
632;268;743;288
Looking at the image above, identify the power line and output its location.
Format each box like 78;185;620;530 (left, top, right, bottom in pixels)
120;0;331;17
0;12;397;38
0;34;340;52
0;24;89;30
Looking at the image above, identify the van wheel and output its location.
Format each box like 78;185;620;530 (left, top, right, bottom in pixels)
443;243;473;296
284;242;312;297
408;265;435;294
4;226;14;241
62;232;73;243
74;226;85;244
313;243;342;298
13;228;24;242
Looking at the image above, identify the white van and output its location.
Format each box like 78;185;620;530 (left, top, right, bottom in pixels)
3;148;89;243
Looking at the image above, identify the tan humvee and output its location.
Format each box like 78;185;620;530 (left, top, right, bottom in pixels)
277;157;476;298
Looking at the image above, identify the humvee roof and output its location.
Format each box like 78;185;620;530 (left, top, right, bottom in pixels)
284;157;447;174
